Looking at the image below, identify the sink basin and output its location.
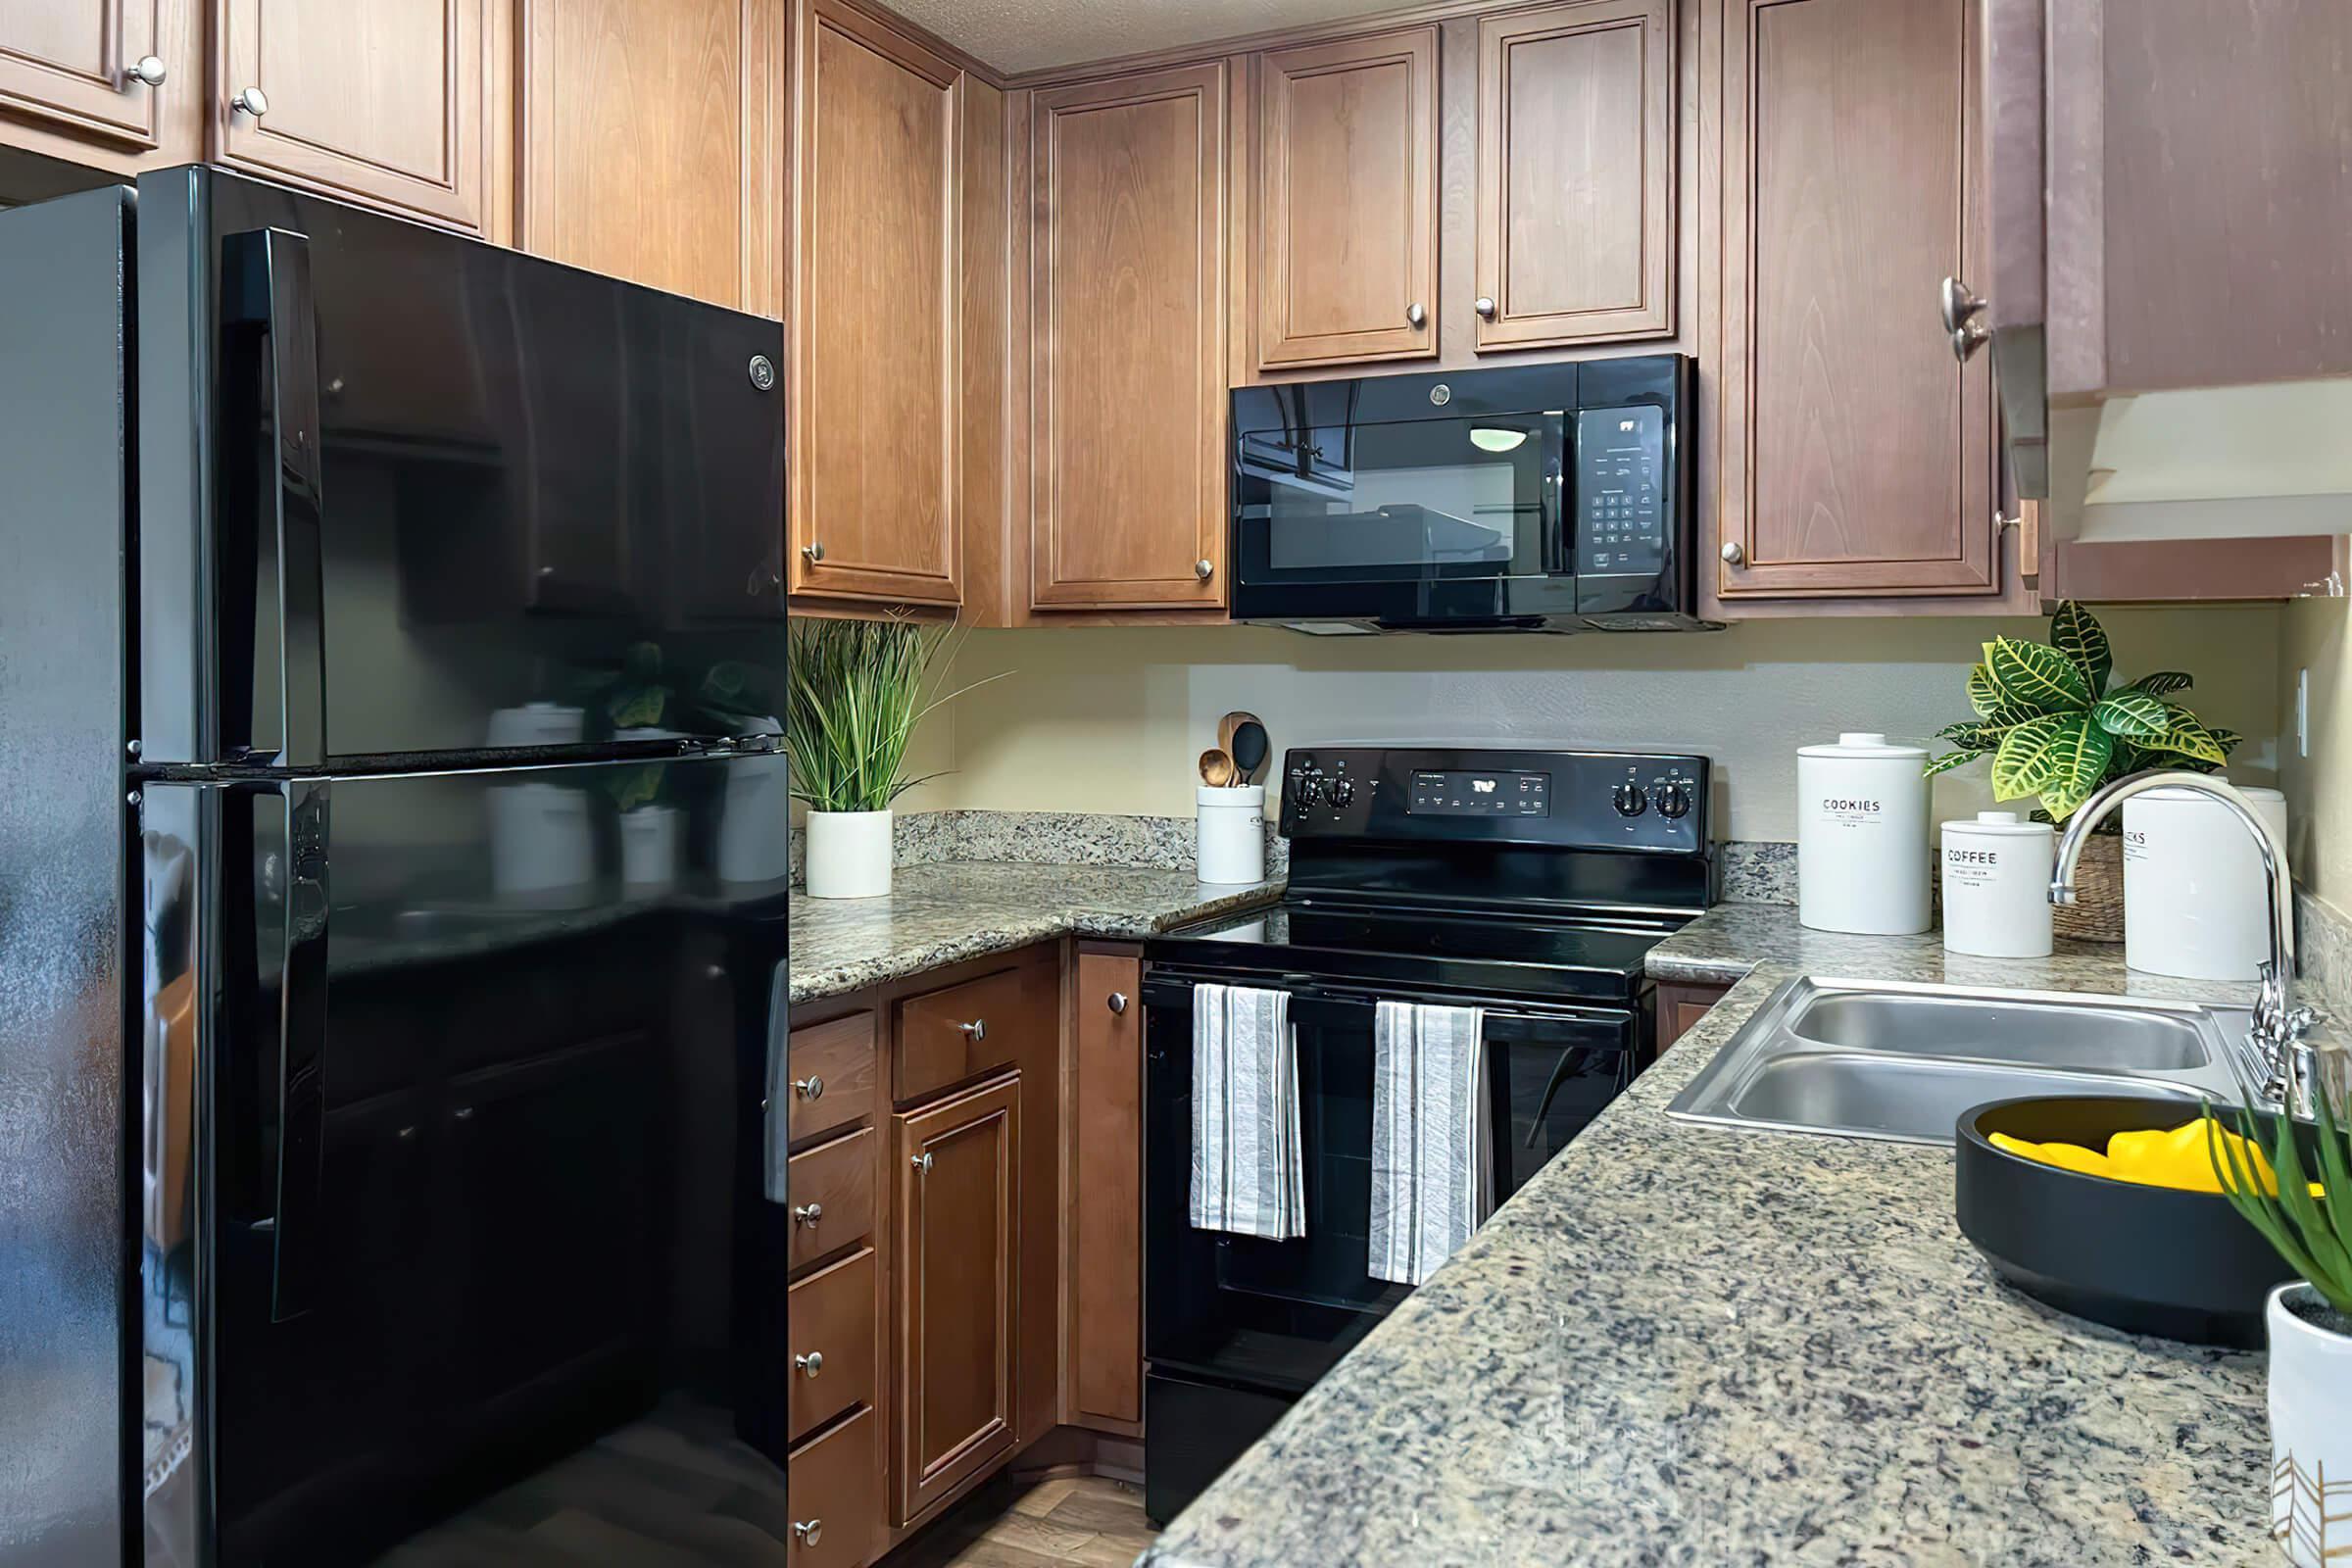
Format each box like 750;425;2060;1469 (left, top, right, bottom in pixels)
1666;977;2252;1144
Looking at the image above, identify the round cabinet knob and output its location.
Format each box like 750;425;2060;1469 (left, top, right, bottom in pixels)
1474;296;1497;319
795;1350;824;1378
128;56;168;87
793;1520;823;1546
1106;992;1129;1015
1329;778;1356;807
911;1152;933;1173
1655;783;1690;820
792;1202;823;1228
792;1075;823;1102
1939;275;1986;332
1950;319;1990;362
1720;541;1746;566
230;86;269;118
801;541;824;563
1194;559;1215;581
1404;302;1427;328
1611;783;1648;818
957;1017;987;1042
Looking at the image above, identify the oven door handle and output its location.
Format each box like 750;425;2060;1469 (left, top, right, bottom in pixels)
1142;973;1639;1051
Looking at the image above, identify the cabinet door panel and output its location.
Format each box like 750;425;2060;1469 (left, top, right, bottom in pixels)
214;0;491;232
1255;27;1437;368
894;1074;1018;1525
1069;952;1143;1429
1716;0;1996;598
789;0;961;605
518;0;782;313
1029;63;1227;610
0;0;163;144
1476;0;1673;349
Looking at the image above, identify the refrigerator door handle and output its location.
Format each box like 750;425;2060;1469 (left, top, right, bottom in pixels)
266;779;330;1320
224;227;326;768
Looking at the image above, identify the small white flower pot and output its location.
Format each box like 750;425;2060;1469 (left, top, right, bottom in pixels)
804;808;894;899
2269;1282;2352;1565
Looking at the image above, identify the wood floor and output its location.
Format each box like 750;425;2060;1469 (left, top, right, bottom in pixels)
374;1396;1154;1567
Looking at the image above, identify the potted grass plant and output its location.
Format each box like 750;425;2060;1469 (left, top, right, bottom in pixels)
2211;1070;2352;1566
786;613;995;899
1926;601;2242;941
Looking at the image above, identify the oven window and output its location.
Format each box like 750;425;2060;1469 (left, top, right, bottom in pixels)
1238;414;1565;581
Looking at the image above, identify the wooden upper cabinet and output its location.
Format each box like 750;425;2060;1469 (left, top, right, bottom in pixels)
1475;0;1674;350
1028;62;1228;611
789;0;961;606
212;0;492;233
1251;27;1438;369
516;0;782;314
0;0;172;148
1713;0;1999;601
894;1074;1019;1527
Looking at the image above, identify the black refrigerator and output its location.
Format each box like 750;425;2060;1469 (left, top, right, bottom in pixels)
0;168;793;1566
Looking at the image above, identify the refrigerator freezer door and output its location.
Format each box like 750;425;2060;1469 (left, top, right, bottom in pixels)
0;186;130;1568
136;167;788;766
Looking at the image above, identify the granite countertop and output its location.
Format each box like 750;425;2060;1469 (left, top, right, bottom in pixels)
786;862;1283;1004
1145;903;2278;1568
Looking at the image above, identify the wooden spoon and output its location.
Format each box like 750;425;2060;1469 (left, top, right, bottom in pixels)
1199;748;1238;788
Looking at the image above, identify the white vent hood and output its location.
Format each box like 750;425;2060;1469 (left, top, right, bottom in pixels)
2048;378;2352;546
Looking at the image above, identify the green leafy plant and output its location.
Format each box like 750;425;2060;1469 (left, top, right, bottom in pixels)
2208;1092;2352;1318
785;613;1000;813
1924;601;2241;821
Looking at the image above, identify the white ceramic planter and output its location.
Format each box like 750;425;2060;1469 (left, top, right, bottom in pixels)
2269;1282;2352;1565
805;808;893;899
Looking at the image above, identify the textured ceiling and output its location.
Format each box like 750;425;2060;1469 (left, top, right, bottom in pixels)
887;0;1399;73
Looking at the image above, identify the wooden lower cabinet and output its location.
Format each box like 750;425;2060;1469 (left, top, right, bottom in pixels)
893;1072;1020;1526
788;1405;882;1568
1067;948;1144;1431
1655;978;1732;1053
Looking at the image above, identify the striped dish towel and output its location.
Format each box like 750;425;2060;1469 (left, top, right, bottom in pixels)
1188;984;1305;1241
1368;1000;1492;1286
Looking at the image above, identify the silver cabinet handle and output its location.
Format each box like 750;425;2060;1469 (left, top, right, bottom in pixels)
1720;541;1746;566
801;541;824;563
1195;560;1214;581
795;1350;823;1378
231;86;269;118
793;1519;822;1546
1950;319;1989;362
1107;992;1129;1015
792;1075;823;1102
128;56;167;87
912;1152;933;1173
1939;275;1985;333
792;1201;823;1227
1474;296;1496;319
957;1018;986;1042
1404;302;1426;328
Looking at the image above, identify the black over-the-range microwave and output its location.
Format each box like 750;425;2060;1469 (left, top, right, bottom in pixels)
1229;355;1708;632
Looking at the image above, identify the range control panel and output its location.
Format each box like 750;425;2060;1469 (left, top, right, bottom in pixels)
1282;746;1710;854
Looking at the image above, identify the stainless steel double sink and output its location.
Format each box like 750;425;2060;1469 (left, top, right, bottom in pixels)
1665;977;2256;1144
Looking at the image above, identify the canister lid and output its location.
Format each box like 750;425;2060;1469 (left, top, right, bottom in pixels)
1798;731;1929;759
1942;809;2051;837
2132;774;2283;806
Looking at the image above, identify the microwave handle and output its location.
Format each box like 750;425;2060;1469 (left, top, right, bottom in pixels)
1544;427;1572;576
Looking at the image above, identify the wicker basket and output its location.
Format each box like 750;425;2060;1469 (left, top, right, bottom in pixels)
2053;830;2126;944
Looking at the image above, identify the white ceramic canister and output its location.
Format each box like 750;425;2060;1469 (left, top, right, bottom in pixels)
1797;732;1931;935
1940;810;2054;958
488;782;595;900
2122;779;2289;980
1198;785;1266;886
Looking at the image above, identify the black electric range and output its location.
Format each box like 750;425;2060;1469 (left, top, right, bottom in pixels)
1138;745;1712;1522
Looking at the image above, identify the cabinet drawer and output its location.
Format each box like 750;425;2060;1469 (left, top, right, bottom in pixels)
785;1128;875;1274
786;1404;878;1568
895;969;1031;1102
787;1248;877;1444
787;1011;877;1144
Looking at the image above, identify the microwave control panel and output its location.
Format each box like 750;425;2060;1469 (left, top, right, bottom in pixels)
1574;404;1666;578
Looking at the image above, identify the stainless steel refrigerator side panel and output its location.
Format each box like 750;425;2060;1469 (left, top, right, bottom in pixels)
0;184;132;1568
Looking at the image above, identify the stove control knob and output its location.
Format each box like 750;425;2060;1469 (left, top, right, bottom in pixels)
1611;782;1648;818
1329;778;1355;807
1655;783;1690;819
1297;776;1324;806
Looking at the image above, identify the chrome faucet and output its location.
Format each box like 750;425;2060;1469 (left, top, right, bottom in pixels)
2049;769;2321;1116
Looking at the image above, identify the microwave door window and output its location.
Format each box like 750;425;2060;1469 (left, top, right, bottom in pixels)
1256;415;1559;579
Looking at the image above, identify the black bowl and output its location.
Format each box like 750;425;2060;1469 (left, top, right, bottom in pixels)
1955;1095;2305;1348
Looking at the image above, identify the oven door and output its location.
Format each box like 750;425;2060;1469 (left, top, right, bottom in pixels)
1141;970;1640;1394
1229;399;1580;626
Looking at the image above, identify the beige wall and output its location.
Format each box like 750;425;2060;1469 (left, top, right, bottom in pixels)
914;608;2286;842
2280;595;2352;913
